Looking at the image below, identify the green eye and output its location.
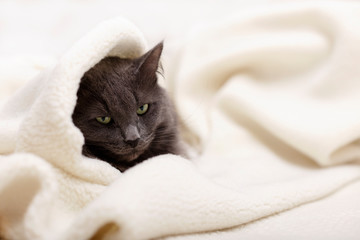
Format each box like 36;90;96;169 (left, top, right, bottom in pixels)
96;116;111;124
137;104;149;115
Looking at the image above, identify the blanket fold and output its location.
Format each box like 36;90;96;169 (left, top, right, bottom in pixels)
1;18;147;185
173;1;360;166
0;2;360;239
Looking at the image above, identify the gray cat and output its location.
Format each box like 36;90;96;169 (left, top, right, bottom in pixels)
72;42;183;172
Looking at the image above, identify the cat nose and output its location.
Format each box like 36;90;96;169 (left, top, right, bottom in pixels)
124;125;140;147
126;138;139;148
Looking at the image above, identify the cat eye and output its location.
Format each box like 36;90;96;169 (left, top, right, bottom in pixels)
136;104;149;115
96;116;112;124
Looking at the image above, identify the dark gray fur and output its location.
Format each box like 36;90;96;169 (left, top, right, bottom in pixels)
72;42;182;171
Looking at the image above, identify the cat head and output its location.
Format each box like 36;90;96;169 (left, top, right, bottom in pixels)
72;42;177;169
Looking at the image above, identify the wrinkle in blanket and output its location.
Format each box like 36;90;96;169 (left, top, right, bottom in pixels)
0;1;360;240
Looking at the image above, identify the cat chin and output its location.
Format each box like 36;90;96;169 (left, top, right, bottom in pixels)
119;149;144;162
116;142;150;162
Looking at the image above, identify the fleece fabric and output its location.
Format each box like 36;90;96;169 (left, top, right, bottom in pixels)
0;1;360;239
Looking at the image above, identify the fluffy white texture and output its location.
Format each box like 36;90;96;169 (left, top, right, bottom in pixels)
0;2;360;240
173;1;360;167
1;17;147;185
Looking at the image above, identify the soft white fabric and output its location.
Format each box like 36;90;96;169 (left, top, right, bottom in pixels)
164;179;360;240
1;1;360;240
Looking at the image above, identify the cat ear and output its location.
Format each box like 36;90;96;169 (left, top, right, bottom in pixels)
135;42;163;87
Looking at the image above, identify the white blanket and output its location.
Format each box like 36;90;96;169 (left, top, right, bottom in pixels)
1;1;360;240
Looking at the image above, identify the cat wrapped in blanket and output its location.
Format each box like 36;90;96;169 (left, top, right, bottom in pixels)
72;42;184;172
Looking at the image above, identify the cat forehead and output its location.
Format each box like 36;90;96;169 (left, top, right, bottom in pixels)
98;58;135;83
97;56;133;70
109;85;136;107
81;58;136;89
79;55;162;112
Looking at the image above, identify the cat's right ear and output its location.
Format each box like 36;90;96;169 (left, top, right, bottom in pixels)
135;42;163;87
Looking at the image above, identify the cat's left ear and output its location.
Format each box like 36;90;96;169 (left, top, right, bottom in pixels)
135;42;163;87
